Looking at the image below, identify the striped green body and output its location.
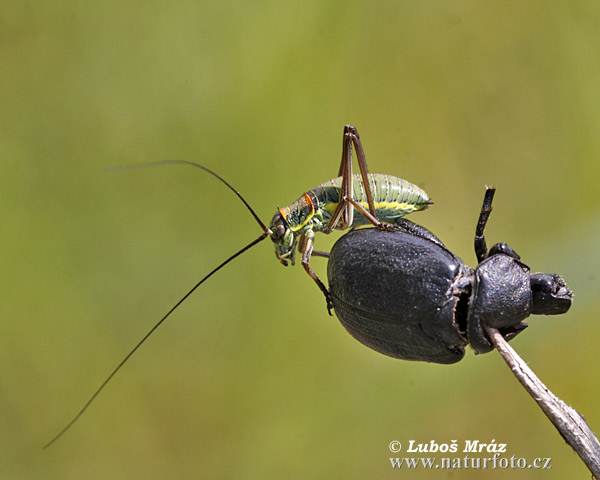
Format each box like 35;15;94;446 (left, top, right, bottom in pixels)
283;173;431;233
269;173;431;265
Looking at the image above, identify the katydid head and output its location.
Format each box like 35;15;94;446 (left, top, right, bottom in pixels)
269;210;297;266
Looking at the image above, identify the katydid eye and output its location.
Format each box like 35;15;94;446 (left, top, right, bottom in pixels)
276;224;286;236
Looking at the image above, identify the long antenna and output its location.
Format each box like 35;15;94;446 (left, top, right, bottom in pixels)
44;233;267;449
107;160;272;235
44;161;272;448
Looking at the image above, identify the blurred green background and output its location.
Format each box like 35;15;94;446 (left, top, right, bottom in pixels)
3;1;600;479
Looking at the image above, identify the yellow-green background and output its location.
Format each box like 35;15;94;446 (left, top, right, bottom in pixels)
3;2;600;479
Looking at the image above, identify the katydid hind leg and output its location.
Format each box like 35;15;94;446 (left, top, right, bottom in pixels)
326;125;381;233
326;127;355;232
347;125;377;218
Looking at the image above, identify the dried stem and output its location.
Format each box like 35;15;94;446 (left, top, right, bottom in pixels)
485;325;600;478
